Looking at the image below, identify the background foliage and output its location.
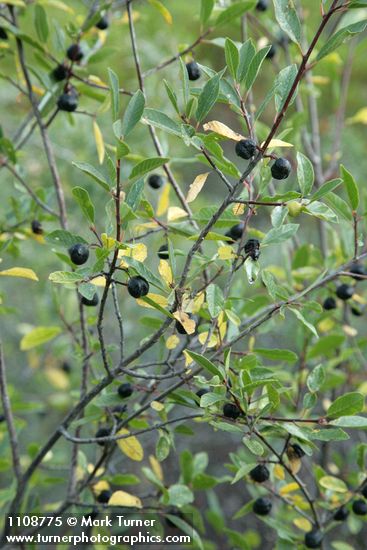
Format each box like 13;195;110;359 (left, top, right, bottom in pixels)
0;0;367;548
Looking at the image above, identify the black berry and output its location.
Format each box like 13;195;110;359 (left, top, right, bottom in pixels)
57;92;78;112
256;0;268;11
336;284;354;301
95;427;110;446
333;506;349;521
323;297;336;311
51;63;68;82
266;45;277;60
111;404;127;415
127;276;149;298
0;27;8;40
352;499;367;516
288;443;305;458
351;306;363;317
271;158;291;180
96;490;112;504
304;529;323;549
31;220;43;235
158;244;169;259
117;382;133;399
361;485;367;499
196;388;209;399
244;239;260;261
175;320;187;335
67;43;83;62
223;403;241;419
61;361;72;374
235;139;257;160
96;16;109;30
165;508;184;527
186;61;201;81
253;497;272;516
83;508;98;521
348;262;366;280
249;464;270;483
225;222;244;242
68;243;89;265
81;293;99;307
147;174;164;189
0;414;5;423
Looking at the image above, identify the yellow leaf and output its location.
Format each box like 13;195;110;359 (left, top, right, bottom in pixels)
288;458;302;474
166;334;179;350
156;184;170;216
101;233;116;249
158;260;173;286
0;267;39;281
108;490;142;508
262;139;294;149
342;324;358;337
20;326;61;351
186;173;209;203
293;518;312;532
279;482;300;495
150;401;164;411
136;293;168;309
116;429;144;461
232;202;245;216
38;0;75;14
93;480;110;495
173;311;196;335
218;246;235;260
88;75;108;87
148;0;172;24
317;318;335;333
273;464;285;480
93;120;105;164
167;206;188;222
45;368;70;390
311;75;330;85
119;243;147;264
198;331;217;348
203;120;244;141
149;455;163;481
87;463;105;476
90;276;107;287
192;292;205;314
2;0;26;7
347;107;367;125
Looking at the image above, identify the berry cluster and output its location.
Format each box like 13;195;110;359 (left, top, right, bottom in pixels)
323;262;366;316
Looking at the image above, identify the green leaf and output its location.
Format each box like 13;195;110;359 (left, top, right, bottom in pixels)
245;46;271;91
196;74;221;123
288;307;318;337
307;335;345;359
309;179;342;202
179;56;189;107
304;201;338;223
165;515;204;550
274;64;298;112
307;365;325;393
243;438;264;456
34;5;48;43
72;161;111;191
330;416;367;428
163;80;180;115
316;20;367;62
108;68;120;122
237;39;255;83
273;0;301;45
216;1;256;27
206;284;224;318
125;179;144;212
121;90;145;138
167;484;194;507
262;224;299;246
253;348;298;363
129;157;169;180
72;187;95;224
46;230;88;248
186;350;223;379
20;326;61;351
297;152;314;196
48;271;85;284
319;476;348;493
341;164;359;210
200;0;215;24
142;108;181;136
327;392;364;419
225;38;239;80
309;428;349;441
324;192;353;221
